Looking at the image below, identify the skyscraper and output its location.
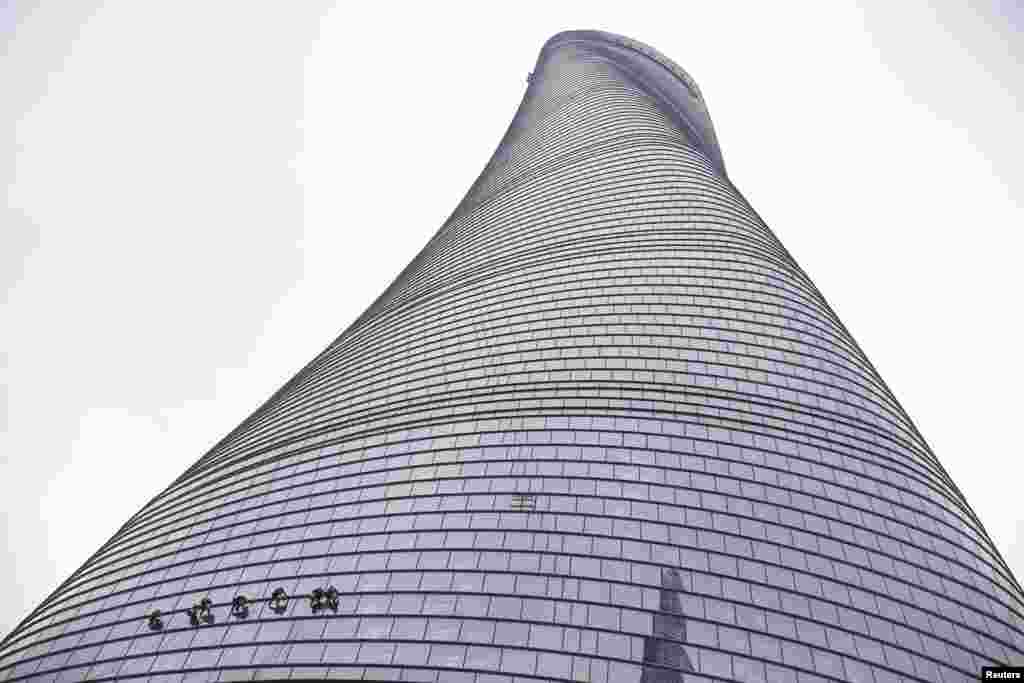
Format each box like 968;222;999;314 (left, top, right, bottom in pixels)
1;27;1022;682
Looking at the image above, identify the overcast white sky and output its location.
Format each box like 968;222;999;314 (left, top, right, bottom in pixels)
2;1;1022;641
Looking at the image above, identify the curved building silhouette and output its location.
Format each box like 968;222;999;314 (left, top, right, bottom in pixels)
2;30;1022;683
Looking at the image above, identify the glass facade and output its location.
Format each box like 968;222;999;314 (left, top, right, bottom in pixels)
1;29;1022;683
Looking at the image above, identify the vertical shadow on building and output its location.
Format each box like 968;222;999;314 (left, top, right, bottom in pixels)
641;567;695;682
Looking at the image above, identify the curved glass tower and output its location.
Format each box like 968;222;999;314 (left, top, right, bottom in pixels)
2;30;1022;683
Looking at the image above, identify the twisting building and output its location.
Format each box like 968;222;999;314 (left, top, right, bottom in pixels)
1;29;1022;683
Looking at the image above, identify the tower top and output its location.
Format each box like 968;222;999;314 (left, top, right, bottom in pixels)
537;30;726;175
